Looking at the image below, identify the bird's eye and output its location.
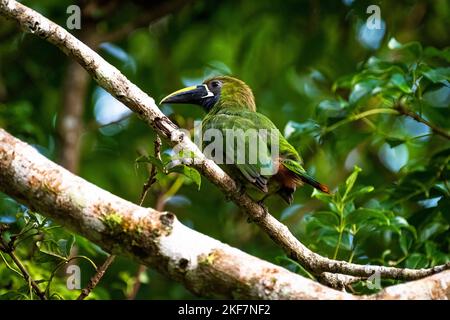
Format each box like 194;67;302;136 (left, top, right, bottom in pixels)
211;80;220;88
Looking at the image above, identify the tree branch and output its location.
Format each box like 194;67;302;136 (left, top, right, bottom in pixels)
394;102;450;140
1;128;450;299
77;254;116;300
0;231;47;300
127;264;147;300
58;0;190;173
58;59;89;173
0;0;448;286
0;128;352;299
139;135;162;206
317;272;366;291
77;134;163;300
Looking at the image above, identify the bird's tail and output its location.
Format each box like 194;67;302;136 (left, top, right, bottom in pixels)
298;173;330;194
282;159;331;194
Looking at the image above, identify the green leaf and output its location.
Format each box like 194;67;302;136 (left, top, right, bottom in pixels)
317;99;348;118
343;201;356;217
57;239;70;257
424;46;450;63
424;242;450;265
437;198;450;224
423;67;450;83
399;232;413;255
349;79;380;105
390;216;417;238
65;235;76;257
169;166;201;190
365;56;404;74
314;211;340;227
385;137;406;148
319;235;339;248
284;120;320;139
418;221;449;242
346;208;390;226
347;186;374;200
0;291;29;300
311;188;333;203
402;42;423;59
35;240;66;263
333;74;353;90
405;253;428;269
135;155;164;171
390;73;412;93
423;85;450;108
388;38;423;59
303;212;339;231
340;232;354;251
345;165;362;196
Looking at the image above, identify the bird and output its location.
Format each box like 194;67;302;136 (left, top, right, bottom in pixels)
160;76;330;205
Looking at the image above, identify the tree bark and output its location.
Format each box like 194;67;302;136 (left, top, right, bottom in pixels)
0;0;448;284
58;60;89;173
1;128;449;299
57;0;193;174
0;128;351;299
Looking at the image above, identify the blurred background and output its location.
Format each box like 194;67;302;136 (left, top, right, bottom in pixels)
0;0;449;299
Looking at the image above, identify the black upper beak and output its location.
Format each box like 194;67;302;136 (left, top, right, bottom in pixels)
159;84;213;105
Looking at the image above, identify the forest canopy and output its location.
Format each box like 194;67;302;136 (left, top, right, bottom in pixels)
0;0;449;299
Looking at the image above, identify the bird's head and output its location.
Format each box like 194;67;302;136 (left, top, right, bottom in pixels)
160;76;256;112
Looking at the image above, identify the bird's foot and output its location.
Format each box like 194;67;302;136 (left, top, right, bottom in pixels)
237;182;246;195
257;200;269;217
227;182;246;202
247;199;269;223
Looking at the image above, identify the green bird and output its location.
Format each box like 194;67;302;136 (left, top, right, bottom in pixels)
160;76;330;205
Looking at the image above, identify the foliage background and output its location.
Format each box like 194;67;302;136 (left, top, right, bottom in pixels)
0;0;449;299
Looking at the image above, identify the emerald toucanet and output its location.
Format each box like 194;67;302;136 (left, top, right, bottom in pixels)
160;76;330;204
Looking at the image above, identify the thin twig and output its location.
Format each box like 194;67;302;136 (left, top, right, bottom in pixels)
139;135;162;206
73;136;162;300
74;137;162;300
0;235;46;300
323;108;399;134
77;254;116;300
395;103;450;140
127;264;147;300
9;251;47;300
318;272;364;291
128;136;163;299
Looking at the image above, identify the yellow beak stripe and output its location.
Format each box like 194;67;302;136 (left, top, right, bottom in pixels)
159;85;197;104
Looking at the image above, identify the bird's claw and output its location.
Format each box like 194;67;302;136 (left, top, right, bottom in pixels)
237;183;246;194
257;200;269;216
247;200;268;223
227;182;246;202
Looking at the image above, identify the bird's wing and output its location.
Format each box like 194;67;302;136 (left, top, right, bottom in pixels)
228;110;329;194
202;110;279;193
234;109;304;162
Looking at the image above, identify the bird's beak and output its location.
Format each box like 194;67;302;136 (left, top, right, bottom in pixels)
159;84;214;105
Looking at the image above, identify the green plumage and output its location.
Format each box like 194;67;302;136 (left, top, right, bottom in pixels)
161;76;330;204
202;107;296;191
